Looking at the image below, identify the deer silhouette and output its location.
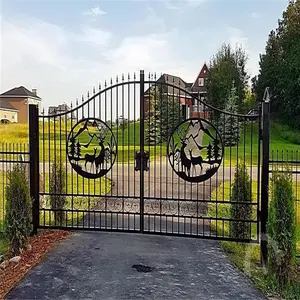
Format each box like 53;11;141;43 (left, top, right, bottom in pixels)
95;140;106;172
180;141;191;176
84;148;97;171
188;149;203;175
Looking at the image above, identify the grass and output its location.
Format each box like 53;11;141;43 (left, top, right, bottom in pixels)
1;167;112;232
210;180;300;299
1;120;300;165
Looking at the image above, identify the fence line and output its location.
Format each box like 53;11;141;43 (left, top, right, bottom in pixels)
269;149;300;226
0;143;30;233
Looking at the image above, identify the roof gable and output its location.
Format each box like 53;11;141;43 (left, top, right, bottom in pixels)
0;86;41;99
191;63;209;89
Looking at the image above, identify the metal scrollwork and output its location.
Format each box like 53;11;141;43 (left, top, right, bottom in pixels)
67;118;117;179
167;118;224;183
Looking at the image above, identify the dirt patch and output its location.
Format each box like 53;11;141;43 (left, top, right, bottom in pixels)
0;230;71;299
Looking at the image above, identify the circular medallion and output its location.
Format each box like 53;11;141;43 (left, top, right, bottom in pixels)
167;118;223;183
67;118;117;179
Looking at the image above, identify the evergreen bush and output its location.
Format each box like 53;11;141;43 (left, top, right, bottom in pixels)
5;163;32;255
268;169;296;289
220;83;241;146
229;161;252;240
49;157;66;224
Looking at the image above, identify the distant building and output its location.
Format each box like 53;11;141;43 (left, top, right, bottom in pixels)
0;86;42;123
48;103;76;119
144;63;209;119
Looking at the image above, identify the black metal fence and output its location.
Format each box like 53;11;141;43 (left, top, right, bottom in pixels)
269;149;300;227
29;71;261;244
0;143;30;233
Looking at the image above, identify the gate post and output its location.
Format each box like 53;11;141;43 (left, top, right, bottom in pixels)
139;70;145;233
29;104;40;235
260;88;270;266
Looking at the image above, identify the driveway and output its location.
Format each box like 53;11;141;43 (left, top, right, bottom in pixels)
6;232;265;300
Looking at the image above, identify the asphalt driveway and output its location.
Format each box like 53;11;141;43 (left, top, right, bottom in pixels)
6;232;265;300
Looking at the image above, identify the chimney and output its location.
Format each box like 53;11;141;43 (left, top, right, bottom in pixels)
32;88;37;96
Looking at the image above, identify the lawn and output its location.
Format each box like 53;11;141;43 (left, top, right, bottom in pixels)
0;169;112;232
209;180;300;299
1;120;300;165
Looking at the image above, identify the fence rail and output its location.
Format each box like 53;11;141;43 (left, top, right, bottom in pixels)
0;143;30;233
269;149;300;227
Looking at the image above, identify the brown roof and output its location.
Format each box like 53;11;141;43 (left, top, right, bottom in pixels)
0;99;18;111
145;74;188;96
0;86;41;99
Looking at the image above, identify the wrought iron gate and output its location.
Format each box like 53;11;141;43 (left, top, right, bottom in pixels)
31;70;262;243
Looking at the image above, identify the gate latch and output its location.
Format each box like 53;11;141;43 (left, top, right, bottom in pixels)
134;151;149;172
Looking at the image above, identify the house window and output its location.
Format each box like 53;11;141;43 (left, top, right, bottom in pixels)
4;114;6;119
12;115;14;120
198;78;204;86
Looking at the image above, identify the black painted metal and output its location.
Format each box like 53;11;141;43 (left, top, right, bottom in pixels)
261;89;270;266
29;104;40;235
34;70;261;243
167;118;224;183
67;118;117;179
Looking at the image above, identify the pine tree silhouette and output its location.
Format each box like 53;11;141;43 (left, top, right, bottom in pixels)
206;143;213;162
69;137;76;158
212;138;221;161
76;141;81;158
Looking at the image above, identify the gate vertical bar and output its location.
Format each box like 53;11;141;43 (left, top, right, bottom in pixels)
139;70;145;233
29;104;40;235
261;88;270;266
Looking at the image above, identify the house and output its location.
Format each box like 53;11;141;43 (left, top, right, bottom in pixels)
0;86;42;123
144;63;209;119
48;103;76;119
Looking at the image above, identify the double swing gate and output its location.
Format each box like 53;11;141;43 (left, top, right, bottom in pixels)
29;70;266;245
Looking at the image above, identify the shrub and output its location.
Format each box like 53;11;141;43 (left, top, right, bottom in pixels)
268;169;296;289
5;164;32;255
229;161;253;240
49;158;66;224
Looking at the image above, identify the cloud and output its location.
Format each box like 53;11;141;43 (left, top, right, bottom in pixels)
251;12;260;18
226;26;259;78
164;0;206;10
83;6;107;17
0;15;179;111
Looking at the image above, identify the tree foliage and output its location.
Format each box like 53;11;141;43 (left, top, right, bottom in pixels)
268;169;296;289
145;87;161;145
206;43;249;110
255;0;300;128
145;86;183;143
5;164;32;256
229;161;252;240
219;84;240;146
49;158;66;224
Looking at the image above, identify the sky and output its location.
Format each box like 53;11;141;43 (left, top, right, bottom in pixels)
0;0;289;112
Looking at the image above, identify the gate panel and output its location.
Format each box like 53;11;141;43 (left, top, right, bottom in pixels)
37;71;260;243
39;75;143;231
142;79;260;242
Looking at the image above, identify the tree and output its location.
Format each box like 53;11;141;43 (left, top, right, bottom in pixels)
230;162;253;240
206;43;249;110
255;0;300;128
5;164;32;255
268;169;296;289
116;115;128;131
76;141;81;158
145;86;183;143
145;87;161;145
69;137;76;158
49;157;66;225
206;143;213;162
219;83;240;146
158;93;183;142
